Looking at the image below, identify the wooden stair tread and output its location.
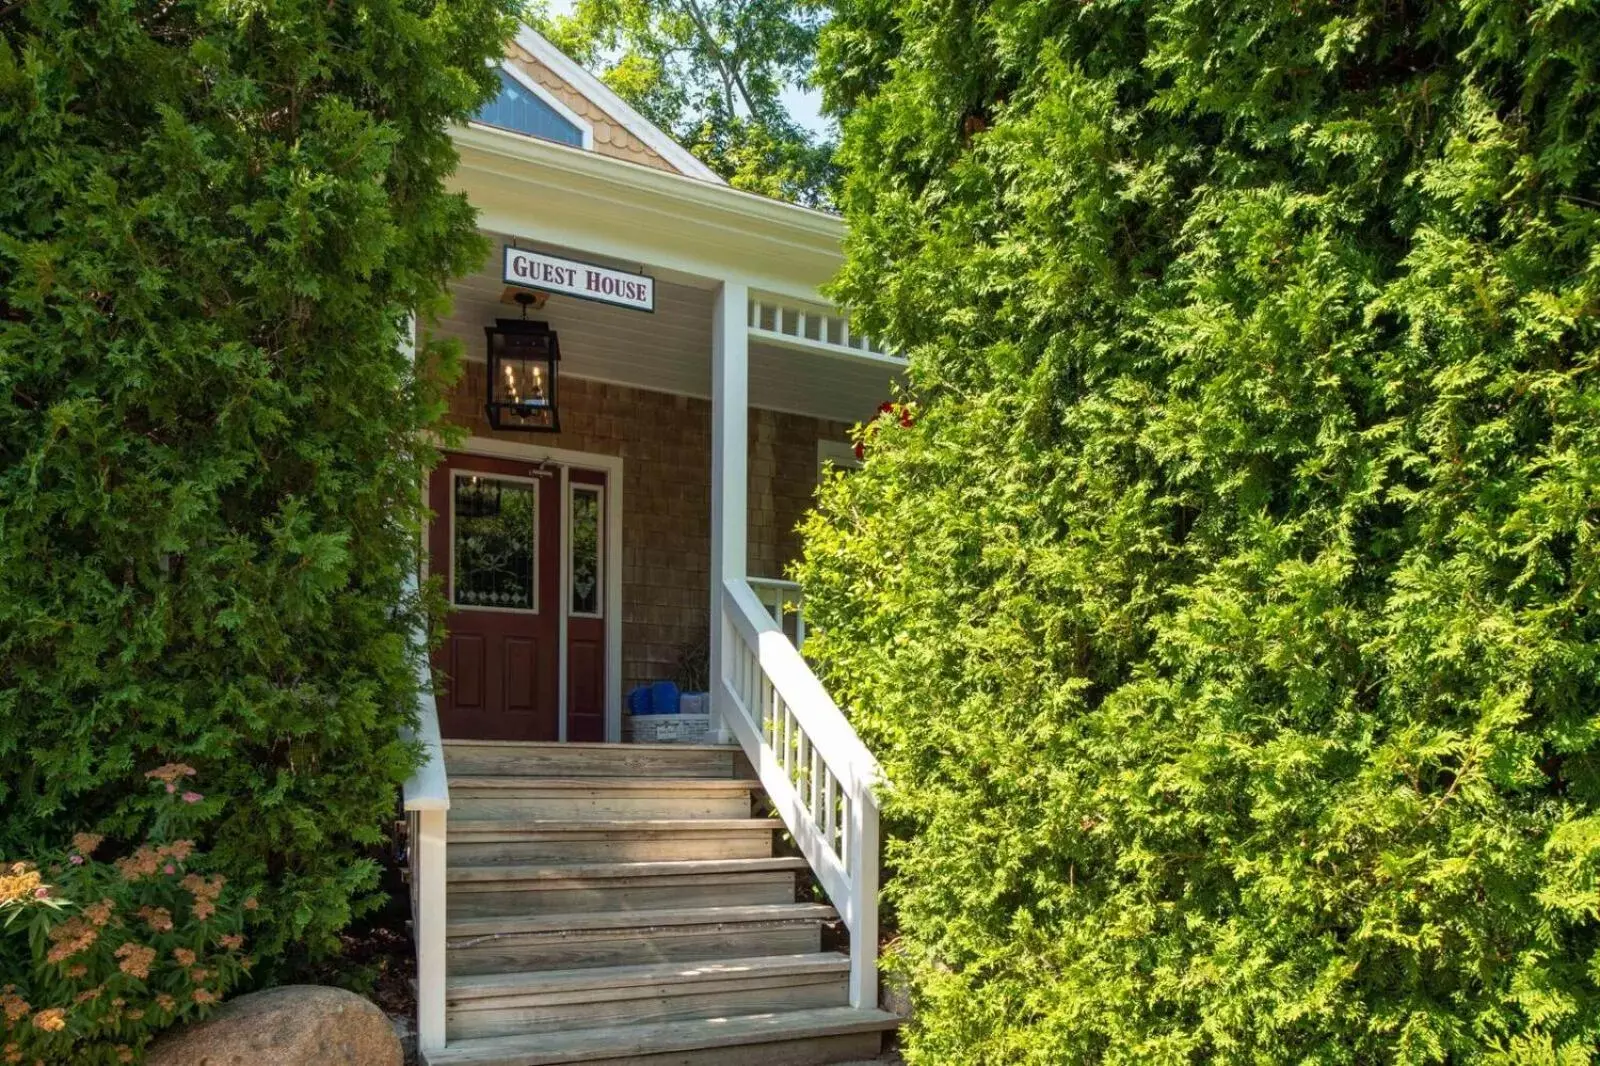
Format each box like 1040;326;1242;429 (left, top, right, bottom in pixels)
442;740;741;753
448;953;848;1001
446;903;838;939
423;1006;900;1066
447;857;808;884
451;818;781;836
449;776;759;791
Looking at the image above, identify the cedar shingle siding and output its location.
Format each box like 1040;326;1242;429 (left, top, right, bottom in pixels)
449;373;849;690
503;44;681;174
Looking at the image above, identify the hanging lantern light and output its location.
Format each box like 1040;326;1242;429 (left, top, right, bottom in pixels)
484;293;560;432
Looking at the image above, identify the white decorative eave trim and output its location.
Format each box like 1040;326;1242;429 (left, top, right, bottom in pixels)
451;122;845;300
515;25;725;185
493;59;594;150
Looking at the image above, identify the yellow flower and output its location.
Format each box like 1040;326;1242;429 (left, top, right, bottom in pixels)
30;1008;65;1033
138;906;174;933
0;869;42;906
1;993;29;1022
114;942;155;980
144;763;197;784
46;918;98;964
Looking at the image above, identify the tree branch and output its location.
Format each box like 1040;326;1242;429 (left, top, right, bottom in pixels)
675;0;758;116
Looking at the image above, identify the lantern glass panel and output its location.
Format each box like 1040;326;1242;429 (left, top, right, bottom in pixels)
485;319;560;432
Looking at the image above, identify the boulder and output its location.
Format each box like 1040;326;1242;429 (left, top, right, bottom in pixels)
146;985;403;1066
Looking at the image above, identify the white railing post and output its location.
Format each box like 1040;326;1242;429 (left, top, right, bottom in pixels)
710;280;749;745
400;572;450;1053
847;781;879;1009
413;808;448;1051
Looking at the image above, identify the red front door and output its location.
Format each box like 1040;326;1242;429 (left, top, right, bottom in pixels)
428;451;560;741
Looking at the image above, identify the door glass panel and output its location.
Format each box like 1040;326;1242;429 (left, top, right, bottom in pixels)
571;486;601;616
453;474;537;611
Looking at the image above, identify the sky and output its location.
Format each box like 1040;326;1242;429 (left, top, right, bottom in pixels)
539;0;834;139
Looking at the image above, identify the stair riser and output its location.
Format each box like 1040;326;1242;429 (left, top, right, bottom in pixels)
452;793;753;822
423;1030;883;1066
448;873;797;919
449;831;774;864
447;924;824;975
444;745;746;780
447;973;849;1041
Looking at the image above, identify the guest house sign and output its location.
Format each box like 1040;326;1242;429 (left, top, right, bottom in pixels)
503;246;655;313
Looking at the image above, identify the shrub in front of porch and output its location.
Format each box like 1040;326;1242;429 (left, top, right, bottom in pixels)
0;0;516;974
804;0;1600;1062
1;767;251;1064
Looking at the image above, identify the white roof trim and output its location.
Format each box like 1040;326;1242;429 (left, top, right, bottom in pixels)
451;123;844;301
514;25;725;185
492;59;594;150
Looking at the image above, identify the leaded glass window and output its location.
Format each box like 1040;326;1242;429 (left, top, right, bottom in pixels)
570;486;601;616
453;474;538;611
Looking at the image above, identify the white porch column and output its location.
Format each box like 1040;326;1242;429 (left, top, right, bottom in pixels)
709;280;749;743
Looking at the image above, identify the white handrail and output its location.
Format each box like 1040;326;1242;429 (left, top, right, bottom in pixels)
746;576;806;650
399;576;449;1053
718;577;880;1010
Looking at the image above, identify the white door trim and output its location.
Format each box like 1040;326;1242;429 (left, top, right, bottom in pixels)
457;436;625;743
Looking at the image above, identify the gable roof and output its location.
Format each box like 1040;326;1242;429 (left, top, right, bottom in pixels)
512;26;726;185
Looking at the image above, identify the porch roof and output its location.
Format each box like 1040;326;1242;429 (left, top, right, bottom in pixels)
445;121;902;425
449;123;847;304
437;231;899;425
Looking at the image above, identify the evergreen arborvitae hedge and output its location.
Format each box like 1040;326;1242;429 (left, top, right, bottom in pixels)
804;1;1600;1061
0;0;514;962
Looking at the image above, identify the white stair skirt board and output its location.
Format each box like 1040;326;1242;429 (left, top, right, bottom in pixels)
413;740;895;1065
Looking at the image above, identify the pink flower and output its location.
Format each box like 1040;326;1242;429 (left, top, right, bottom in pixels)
166;783;176;794
69;855;84;866
163;864;175;875
33;886;49;899
181;792;203;805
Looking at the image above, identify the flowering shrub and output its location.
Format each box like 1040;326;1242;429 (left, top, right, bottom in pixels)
0;768;251;1065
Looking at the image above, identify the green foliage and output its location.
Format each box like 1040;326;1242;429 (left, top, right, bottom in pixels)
803;0;1600;1062
538;0;837;205
0;0;516;970
1;767;251;1064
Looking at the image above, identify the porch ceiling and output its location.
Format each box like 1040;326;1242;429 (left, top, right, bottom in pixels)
433;235;902;425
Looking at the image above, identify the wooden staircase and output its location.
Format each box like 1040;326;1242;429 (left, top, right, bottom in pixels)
418;739;898;1065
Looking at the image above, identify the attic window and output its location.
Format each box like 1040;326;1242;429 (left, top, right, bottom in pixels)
476;67;587;148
